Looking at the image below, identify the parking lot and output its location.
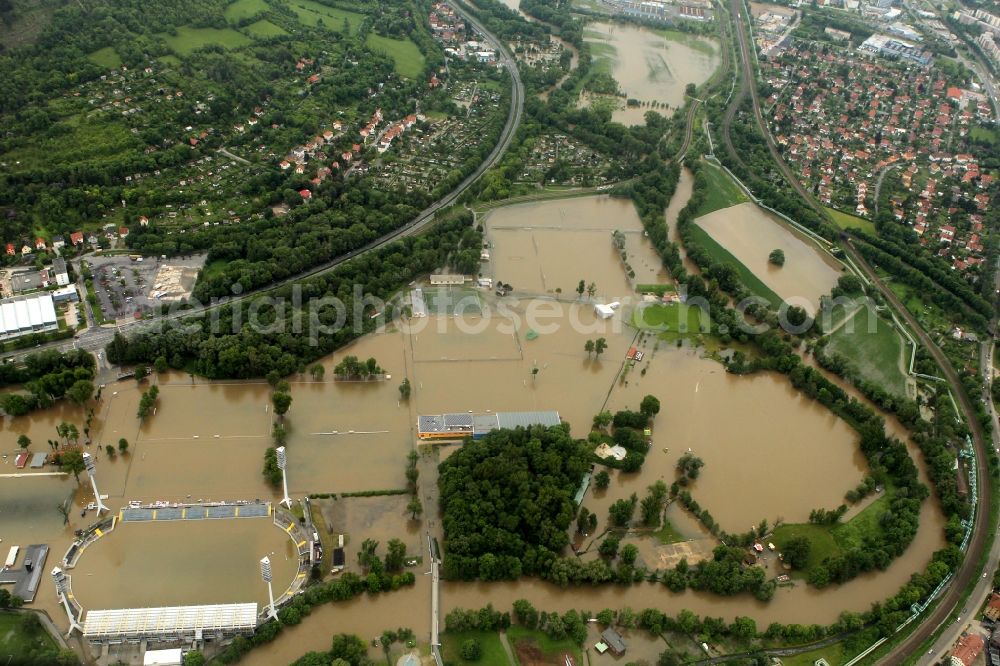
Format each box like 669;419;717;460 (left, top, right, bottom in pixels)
86;254;206;322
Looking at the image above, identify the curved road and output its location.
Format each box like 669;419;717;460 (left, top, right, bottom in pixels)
721;0;996;662
15;5;523;364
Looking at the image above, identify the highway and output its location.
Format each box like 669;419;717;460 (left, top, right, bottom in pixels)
722;0;998;661
17;5;523;364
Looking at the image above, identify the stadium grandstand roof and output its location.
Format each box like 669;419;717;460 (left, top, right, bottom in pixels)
83;603;258;640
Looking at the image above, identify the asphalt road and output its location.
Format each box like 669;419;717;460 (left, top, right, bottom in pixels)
10;6;524;364
722;0;998;661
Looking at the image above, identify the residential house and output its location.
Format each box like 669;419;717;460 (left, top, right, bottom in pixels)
52;236;66;252
70;231;85;246
52;258;70;287
597;628;627;656
949;633;983;666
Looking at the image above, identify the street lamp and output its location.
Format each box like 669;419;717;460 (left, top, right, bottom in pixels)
260;556;278;621
83;452;108;515
52;567;83;636
276;446;291;508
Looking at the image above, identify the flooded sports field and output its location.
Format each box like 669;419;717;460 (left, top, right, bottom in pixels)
485;195;663;300
71;518;298;609
584;22;720;124
696;202;844;314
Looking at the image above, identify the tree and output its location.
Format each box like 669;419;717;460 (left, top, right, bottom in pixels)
399;378;411;399
183;651;207;666
592;410;612;429
685;82;697;96
154;356;169;374
620;544;638;565
609;493;637;527
598;533;621;558
60;449;85;482
782;536;811;570
133;365;148;382
386;539;407;571
105;445;116;458
594;337;608;357
594;470;611;490
584;339;595;357
586;282;596;299
310;364;325;380
676;453;704;480
407;495;423;520
639;394;660;419
57;500;70;525
768;249;785;266
17;434;30;450
576;280;585;298
576;507;592;534
272;391;292;416
460;638;482;661
66;379;94;405
118;437;129;454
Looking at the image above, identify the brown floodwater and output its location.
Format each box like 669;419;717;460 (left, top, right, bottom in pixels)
3;192;945;653
695;202;844;314
71;518;298;609
584;22;720;124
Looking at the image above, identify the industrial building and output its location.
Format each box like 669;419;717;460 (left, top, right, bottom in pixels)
417;410;561;440
82;603;258;644
0;293;58;340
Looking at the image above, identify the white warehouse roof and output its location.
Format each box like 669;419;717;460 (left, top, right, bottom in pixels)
0;293;57;337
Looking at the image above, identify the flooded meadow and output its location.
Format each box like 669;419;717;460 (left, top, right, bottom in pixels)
583;22;720;124
695;202;844;314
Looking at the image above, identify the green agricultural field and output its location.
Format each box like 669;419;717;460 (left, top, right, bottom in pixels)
288;0;364;32
157;26;252;56
507;626;583;665
826;207;876;235
827;304;908;396
365;34;426;79
225;0;269;22
244;19;288;38
88;46;122;69
687;223;783;308
633;303;703;335
695;162;747;216
441;630;509;666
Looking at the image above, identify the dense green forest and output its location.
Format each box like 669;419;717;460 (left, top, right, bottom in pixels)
439;424;590;581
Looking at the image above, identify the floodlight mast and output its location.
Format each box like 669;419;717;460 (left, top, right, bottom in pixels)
52;566;83;636
260;556;278;620
276;446;291;508
83;452;109;515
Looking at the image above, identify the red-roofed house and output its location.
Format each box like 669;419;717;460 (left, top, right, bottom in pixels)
139;216;149;227
947;86;962;101
299;189;312;200
939;226;955;243
950;634;983;666
35;238;46;250
4;243;14;256
70;231;84;246
983;593;1000;621
119;227;129;238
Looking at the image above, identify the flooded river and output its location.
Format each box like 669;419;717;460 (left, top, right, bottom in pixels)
0;192;946;663
696;202;844;314
584;22;720;124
